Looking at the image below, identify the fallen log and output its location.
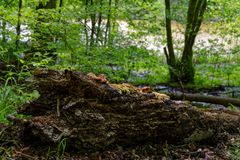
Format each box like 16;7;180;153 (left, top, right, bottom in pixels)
7;69;240;152
164;92;240;107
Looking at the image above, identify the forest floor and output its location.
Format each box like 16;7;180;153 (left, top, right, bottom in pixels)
0;129;237;160
1;107;238;160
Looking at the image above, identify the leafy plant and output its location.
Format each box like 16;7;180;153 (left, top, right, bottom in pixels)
0;82;39;123
229;138;240;160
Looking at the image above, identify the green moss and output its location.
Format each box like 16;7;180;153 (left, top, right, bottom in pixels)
184;129;214;143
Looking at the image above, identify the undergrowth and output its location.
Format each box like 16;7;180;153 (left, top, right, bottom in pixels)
0;81;39;123
229;138;240;160
52;46;240;87
0;128;14;158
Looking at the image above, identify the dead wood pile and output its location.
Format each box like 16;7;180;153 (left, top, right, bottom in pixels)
7;69;240;152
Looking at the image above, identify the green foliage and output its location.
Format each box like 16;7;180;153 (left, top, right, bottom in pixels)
54;46;168;84
0;127;17;158
229;138;240;160
44;138;68;159
0;83;39;123
57;138;68;158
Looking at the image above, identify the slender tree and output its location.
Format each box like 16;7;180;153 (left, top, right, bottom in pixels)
83;0;116;49
1;19;7;44
164;0;176;81
104;0;112;46
84;0;89;52
16;0;22;50
59;0;63;13
181;0;207;82
111;0;118;40
164;0;207;83
89;0;96;48
96;0;103;45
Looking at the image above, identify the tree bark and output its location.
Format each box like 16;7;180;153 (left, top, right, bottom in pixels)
164;0;175;66
105;0;112;46
59;0;63;13
7;69;240;152
164;92;240;107
181;0;207;83
84;0;89;52
16;0;22;50
1;20;7;44
111;0;118;41
164;0;178;82
90;0;96;48
96;0;103;46
164;0;207;84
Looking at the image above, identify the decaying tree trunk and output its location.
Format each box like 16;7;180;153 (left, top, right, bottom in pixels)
8;69;240;152
165;92;240;107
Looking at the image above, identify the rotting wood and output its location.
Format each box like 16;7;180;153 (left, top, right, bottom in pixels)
7;68;240;152
164;92;240;107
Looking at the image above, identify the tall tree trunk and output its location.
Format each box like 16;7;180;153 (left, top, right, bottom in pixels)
1;20;7;44
111;0;118;44
164;0;177;82
96;0;103;46
84;0;89;53
105;0;112;46
16;0;22;50
164;0;207;84
55;0;63;44
90;0;96;48
59;0;63;13
181;0;207;83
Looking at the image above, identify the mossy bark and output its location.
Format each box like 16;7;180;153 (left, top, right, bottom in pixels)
164;0;207;84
